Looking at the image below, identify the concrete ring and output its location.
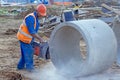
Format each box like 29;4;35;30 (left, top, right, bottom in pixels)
49;19;117;77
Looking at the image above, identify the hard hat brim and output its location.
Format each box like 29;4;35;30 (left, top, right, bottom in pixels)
40;12;46;16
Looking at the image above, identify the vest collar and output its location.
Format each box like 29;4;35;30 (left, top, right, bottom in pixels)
33;11;38;18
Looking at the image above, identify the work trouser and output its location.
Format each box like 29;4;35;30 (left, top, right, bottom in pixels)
17;41;34;71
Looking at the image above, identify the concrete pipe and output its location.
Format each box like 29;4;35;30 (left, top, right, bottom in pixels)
49;19;117;77
113;15;120;65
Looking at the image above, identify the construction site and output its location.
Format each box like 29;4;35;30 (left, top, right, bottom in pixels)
0;0;120;80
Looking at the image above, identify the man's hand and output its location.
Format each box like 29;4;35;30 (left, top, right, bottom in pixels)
31;33;44;43
39;37;44;43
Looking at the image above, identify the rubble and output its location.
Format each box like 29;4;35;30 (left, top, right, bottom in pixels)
0;71;30;80
4;29;18;35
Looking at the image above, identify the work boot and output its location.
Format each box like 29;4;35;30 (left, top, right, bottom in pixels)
27;69;38;73
17;66;25;70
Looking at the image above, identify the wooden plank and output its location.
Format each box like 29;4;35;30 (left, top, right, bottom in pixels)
101;3;120;15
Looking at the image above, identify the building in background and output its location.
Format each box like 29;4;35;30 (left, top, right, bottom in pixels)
0;0;49;5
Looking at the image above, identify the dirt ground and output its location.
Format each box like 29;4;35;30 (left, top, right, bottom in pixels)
0;17;26;79
0;17;120;80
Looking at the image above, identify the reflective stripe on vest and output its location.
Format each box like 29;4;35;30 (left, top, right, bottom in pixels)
17;13;36;43
18;28;32;39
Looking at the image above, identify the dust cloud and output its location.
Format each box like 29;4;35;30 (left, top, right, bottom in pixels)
24;61;120;80
25;62;74;80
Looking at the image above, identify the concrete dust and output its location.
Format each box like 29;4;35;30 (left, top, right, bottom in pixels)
21;61;120;80
79;69;120;80
24;61;74;80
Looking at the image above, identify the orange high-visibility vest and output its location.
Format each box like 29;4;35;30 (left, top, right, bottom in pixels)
17;13;36;44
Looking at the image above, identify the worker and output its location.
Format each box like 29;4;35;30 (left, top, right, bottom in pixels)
16;4;47;72
73;3;81;20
